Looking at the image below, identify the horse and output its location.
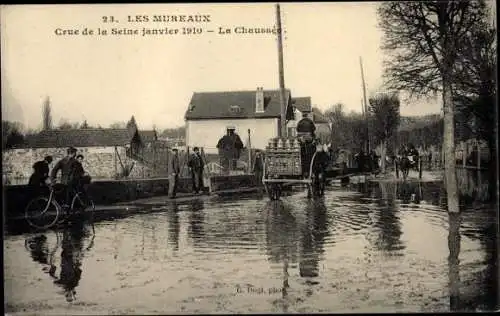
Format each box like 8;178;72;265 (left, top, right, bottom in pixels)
397;153;419;180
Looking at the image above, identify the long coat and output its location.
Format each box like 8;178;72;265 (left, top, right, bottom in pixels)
50;156;77;185
168;153;181;175
216;134;244;160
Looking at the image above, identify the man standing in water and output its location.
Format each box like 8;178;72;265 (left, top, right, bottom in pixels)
168;148;180;199
29;155;53;198
188;147;205;194
253;150;264;186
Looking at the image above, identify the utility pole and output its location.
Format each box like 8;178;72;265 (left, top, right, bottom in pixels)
276;3;287;138
359;56;370;152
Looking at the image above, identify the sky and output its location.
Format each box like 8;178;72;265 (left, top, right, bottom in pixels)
1;3;443;132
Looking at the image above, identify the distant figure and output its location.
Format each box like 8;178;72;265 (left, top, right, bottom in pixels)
50;147;78;209
369;150;379;172
354;150;367;172
168;148;180;199
407;144;419;169
29;155;53;192
253;150;264;186
216;127;244;174
188;147;205;194
73;155;92;192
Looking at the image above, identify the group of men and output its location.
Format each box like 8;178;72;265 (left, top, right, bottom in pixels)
28;147;90;209
167;147;205;199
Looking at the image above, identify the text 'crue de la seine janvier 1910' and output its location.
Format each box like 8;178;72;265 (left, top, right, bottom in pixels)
53;14;278;37
54;26;278;37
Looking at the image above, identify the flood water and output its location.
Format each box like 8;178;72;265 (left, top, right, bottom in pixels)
4;171;498;314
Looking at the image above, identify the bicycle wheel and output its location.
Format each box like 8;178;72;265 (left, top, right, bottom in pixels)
71;193;95;221
25;197;60;230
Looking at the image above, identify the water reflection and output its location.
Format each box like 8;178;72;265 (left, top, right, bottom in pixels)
54;221;95;302
187;199;205;244
456;169;492;205
8;169;497;313
396;181;423;204
375;182;405;254
264;200;300;313
166;202;180;252
265;201;300;265
24;221;95;302
299;198;328;281
24;232;60;279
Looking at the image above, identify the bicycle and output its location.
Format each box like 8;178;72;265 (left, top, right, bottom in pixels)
24;184;95;230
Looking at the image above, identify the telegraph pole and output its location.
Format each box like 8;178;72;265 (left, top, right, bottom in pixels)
359;56;370;152
276;3;287;138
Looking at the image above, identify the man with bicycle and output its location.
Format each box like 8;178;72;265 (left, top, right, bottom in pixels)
49;147;79;212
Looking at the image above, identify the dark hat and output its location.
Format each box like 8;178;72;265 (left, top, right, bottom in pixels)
193;147;199;151
67;147;77;154
44;155;53;163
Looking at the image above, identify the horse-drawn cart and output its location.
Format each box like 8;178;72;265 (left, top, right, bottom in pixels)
262;135;320;200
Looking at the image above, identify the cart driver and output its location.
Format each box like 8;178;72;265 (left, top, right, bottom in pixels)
296;113;316;143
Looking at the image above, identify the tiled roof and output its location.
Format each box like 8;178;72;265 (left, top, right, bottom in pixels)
25;128;134;148
292;97;312;113
185;89;294;120
139;130;158;143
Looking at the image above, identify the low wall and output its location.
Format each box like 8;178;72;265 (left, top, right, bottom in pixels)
3;177;193;217
209;174;260;192
3;174;263;217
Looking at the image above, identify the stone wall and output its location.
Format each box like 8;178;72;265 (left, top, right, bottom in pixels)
2;146;153;184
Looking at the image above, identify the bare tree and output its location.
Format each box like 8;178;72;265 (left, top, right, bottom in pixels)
324;103;346;147
42;96;52;131
368;92;401;173
81;120;89;129
2;120;25;149
378;1;490;213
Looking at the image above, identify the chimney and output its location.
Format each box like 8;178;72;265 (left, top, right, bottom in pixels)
255;87;264;113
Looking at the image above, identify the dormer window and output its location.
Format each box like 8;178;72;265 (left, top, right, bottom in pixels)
230;105;241;113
